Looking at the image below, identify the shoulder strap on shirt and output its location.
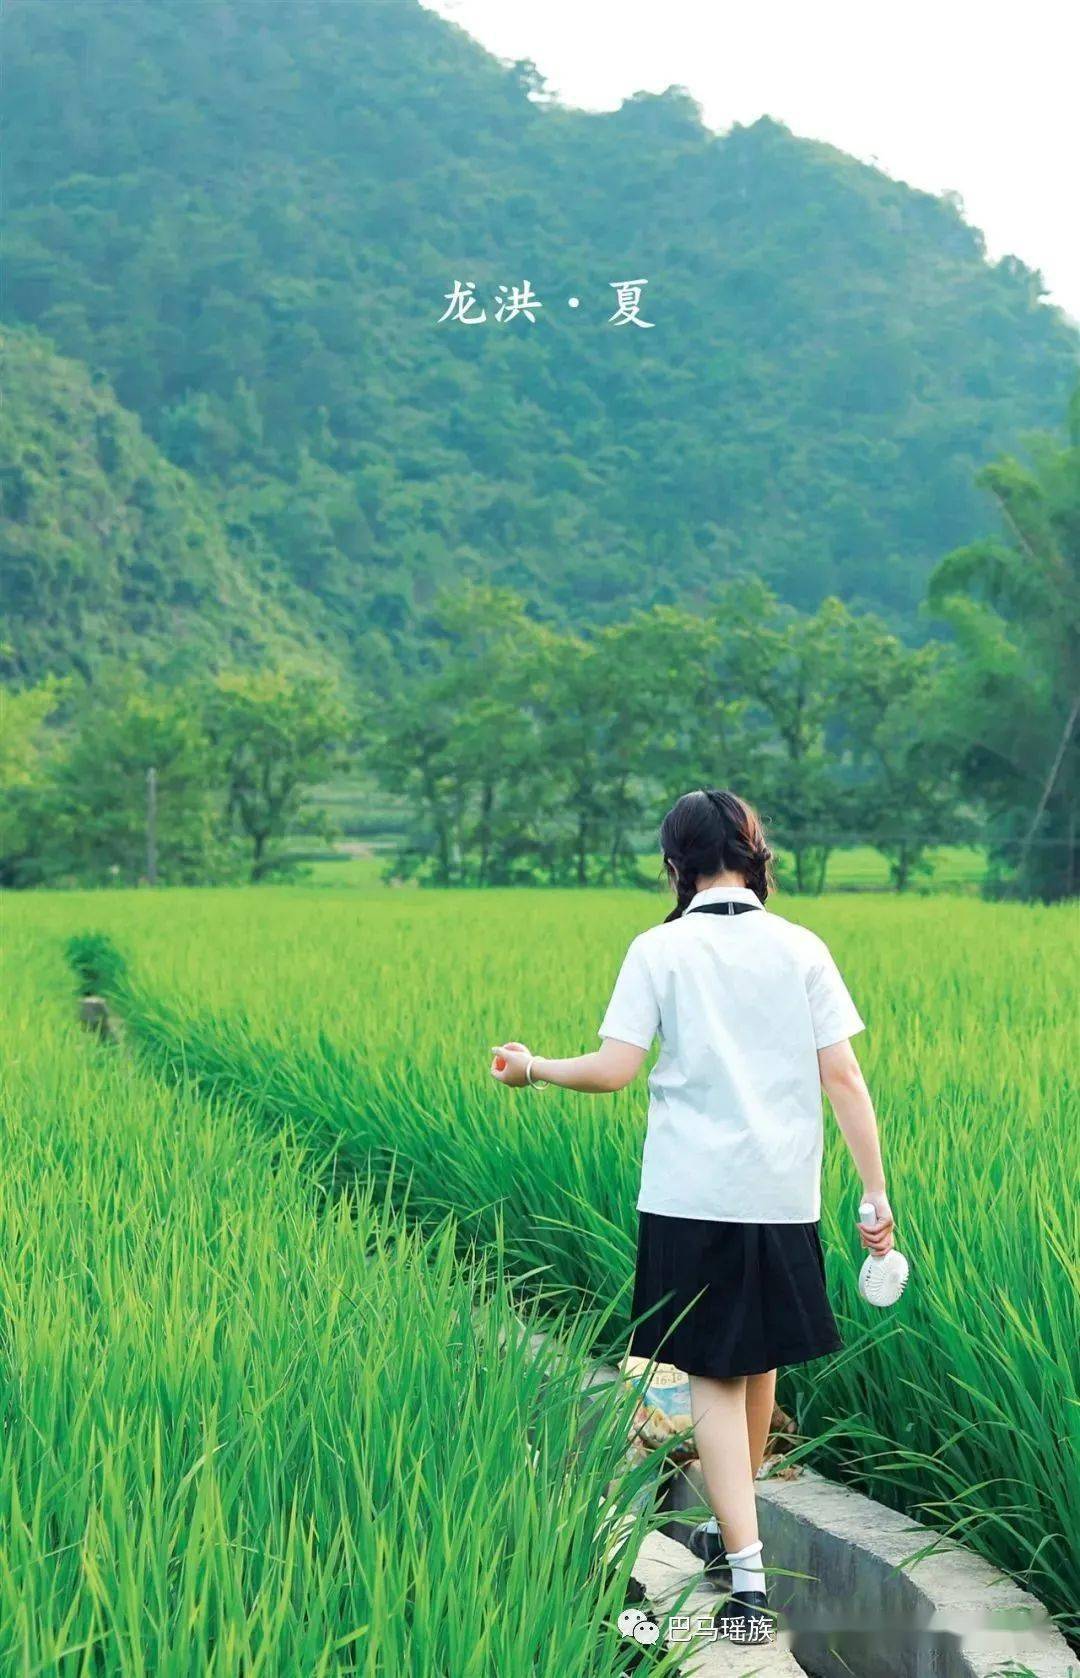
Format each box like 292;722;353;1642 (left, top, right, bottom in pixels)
687;902;762;917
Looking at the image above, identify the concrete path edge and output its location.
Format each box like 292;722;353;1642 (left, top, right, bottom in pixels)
660;1453;1074;1678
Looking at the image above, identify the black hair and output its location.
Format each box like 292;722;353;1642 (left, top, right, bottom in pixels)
659;789;773;921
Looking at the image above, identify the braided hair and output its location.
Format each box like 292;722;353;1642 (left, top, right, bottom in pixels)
659;789;773;922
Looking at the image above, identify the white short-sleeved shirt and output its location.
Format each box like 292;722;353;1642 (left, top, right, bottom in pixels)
598;884;865;1223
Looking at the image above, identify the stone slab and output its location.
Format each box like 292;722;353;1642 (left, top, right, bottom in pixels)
631;1529;804;1677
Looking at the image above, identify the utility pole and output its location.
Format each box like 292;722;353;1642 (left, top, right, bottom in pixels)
146;766;158;886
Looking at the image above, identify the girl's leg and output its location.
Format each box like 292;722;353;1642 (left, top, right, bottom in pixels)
745;1367;777;1478
689;1373;758;1553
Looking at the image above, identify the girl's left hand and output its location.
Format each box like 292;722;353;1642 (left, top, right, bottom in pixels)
490;1041;532;1087
856;1191;895;1257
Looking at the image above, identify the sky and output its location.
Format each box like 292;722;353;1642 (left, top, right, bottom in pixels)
423;0;1080;324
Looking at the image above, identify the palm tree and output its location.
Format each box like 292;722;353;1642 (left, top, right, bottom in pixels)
927;388;1080;899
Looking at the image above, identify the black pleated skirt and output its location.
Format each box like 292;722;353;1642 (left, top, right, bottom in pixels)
629;1211;843;1378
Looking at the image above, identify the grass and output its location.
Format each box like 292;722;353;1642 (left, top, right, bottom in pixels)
797;844;987;892
0;928;687;1675
289;845;988;893
5;879;1078;1640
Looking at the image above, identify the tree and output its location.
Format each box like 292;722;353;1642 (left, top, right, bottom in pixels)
0;677;64;885
369;587;551;886
42;680;230;886
533;611;706;888
371;590;769;889
207;669;350;881
926;394;1080;899
839;624;964;890
725;588;858;892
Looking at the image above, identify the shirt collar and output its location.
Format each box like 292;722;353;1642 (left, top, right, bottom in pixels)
687;884;763;911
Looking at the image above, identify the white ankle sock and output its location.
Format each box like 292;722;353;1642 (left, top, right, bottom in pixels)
724;1538;766;1597
705;1515;720;1534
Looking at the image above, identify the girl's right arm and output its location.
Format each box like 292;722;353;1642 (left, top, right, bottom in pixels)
818;1038;895;1255
490;1037;647;1093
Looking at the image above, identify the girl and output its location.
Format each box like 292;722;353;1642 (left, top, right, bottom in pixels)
489;788;894;1640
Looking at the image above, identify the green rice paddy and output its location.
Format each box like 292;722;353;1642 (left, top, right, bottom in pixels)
3;879;1078;1657
0;926;683;1675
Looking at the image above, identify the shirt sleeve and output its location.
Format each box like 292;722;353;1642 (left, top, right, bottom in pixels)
806;944;866;1049
597;936;660;1051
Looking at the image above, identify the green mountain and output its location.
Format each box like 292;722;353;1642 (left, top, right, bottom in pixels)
0;327;323;682
4;0;1077;680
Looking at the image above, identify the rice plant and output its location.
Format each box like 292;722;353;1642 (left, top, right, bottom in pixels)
7;882;1078;1636
0;933;685;1674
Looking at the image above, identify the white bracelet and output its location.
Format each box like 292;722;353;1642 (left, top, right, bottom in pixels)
525;1057;549;1090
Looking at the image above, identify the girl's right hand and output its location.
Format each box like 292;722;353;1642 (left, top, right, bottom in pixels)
857;1190;895;1257
490;1041;532;1088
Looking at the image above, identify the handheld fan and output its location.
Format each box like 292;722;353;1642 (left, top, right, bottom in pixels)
857;1201;910;1307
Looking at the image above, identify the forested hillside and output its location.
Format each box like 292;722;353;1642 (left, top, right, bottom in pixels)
0;328;328;682
3;0;1078;680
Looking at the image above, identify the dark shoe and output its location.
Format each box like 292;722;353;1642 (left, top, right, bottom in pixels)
687;1521;729;1583
718;1591;774;1644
